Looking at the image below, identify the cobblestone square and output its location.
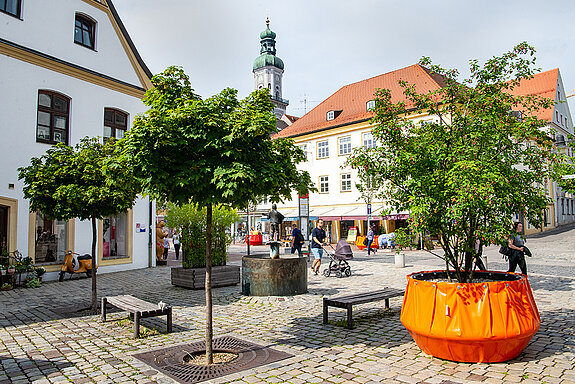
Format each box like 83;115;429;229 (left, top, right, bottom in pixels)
1;226;574;383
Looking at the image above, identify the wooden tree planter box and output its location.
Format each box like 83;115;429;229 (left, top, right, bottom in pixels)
171;265;240;289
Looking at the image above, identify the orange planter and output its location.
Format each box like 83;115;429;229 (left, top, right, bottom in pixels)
400;270;540;363
356;236;379;250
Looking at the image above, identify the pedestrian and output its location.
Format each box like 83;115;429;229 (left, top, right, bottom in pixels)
310;219;327;275
366;224;375;255
507;222;527;275
291;223;304;256
173;230;181;260
163;235;169;260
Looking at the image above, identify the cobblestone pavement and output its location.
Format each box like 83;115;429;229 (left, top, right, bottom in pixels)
1;228;574;383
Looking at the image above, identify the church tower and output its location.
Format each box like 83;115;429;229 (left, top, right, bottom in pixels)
253;18;288;120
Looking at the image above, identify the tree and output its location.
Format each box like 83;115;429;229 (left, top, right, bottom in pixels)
346;43;559;283
555;137;575;193
121;66;313;363
18;137;140;310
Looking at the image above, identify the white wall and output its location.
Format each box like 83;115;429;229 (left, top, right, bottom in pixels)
1;0;141;86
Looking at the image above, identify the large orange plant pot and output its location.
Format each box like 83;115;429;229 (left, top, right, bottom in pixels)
400;270;540;363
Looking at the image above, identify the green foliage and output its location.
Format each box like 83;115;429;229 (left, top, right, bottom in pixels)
18;137;140;221
346;43;558;282
25;277;41;288
121;66;314;208
1;283;12;290
166;203;239;268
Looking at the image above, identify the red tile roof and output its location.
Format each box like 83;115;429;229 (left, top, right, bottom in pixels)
507;68;558;122
277;64;450;138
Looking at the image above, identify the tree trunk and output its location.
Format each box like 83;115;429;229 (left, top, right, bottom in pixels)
205;203;213;364
91;217;98;312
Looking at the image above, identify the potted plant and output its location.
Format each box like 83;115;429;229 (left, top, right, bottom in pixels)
346;44;556;362
167;203;241;289
7;265;15;275
34;267;46;281
1;282;13;291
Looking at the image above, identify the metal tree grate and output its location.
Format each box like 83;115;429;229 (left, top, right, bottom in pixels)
133;336;293;384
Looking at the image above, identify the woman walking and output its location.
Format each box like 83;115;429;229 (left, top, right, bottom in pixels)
173;230;181;260
507;222;527;275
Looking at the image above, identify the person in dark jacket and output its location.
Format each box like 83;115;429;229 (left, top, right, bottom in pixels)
291;224;304;256
507;222;527;275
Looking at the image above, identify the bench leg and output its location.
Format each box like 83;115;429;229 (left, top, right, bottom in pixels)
347;304;353;329
167;308;172;333
101;297;107;322
134;312;140;338
385;298;390;309
323;299;328;324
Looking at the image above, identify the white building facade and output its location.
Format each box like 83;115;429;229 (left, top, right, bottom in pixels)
0;0;156;281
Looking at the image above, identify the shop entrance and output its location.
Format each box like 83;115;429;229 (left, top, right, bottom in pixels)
0;206;7;252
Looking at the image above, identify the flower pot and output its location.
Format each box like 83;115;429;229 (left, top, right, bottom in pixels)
400;270;540;363
394;252;405;268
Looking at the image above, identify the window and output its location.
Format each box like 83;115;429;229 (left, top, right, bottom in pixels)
34;211;68;264
327;111;335;121
572;200;574;215
103;214;128;258
338;136;351;155
562;199;565;215
319;176;329;193
366;100;375;111
363;132;375;149
104;108;127;142
37;90;70;145
74;14;95;49
341;173;352;192
0;0;20;17
299;144;308;161
317;140;329;158
556;111;559;122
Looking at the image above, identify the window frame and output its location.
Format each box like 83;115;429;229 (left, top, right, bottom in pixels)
298;144;308;161
338;136;352;156
74;13;96;50
340;173;352;192
363;132;375;149
319;175;329;194
36;90;70;145
0;0;21;18
104;108;128;142
366;100;375;111
326;111;335;121
317;140;329;159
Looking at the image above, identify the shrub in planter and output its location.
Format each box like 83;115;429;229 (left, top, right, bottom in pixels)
1;282;13;291
347;44;556;362
166;203;239;268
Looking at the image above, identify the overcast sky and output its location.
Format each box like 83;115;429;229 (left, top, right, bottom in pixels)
114;0;575;116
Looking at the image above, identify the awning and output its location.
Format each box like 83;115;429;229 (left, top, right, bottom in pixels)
278;208;298;222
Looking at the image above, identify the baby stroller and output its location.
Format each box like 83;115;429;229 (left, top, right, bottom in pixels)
323;239;353;278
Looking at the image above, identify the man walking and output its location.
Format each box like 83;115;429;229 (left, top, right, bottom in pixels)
291;223;304;256
310;219;327;275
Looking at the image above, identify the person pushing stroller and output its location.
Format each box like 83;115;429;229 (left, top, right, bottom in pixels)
310;219;327;275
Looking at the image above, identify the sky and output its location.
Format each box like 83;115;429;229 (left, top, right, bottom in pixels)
113;0;575;116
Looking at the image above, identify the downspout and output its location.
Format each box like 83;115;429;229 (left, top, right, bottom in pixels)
148;197;153;268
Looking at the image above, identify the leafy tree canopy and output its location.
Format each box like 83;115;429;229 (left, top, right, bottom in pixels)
18;137;139;221
121;66;313;208
346;43;559;282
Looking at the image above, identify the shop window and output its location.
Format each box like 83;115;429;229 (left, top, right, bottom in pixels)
74;13;96;49
319;176;329;193
34;211;67;264
103;214;128;258
363;132;375;149
338;136;351;155
0;0;20;17
317;140;329;159
104;108;127;142
37;90;70;145
341;173;352;192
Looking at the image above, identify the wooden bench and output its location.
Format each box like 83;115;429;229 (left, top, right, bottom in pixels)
323;288;404;329
101;295;172;338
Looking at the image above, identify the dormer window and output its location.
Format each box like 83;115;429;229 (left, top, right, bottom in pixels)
326;110;342;121
1;0;21;18
366;100;375;111
74;14;96;50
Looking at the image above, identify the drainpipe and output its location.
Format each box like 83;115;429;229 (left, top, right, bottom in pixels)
148;197;153;268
